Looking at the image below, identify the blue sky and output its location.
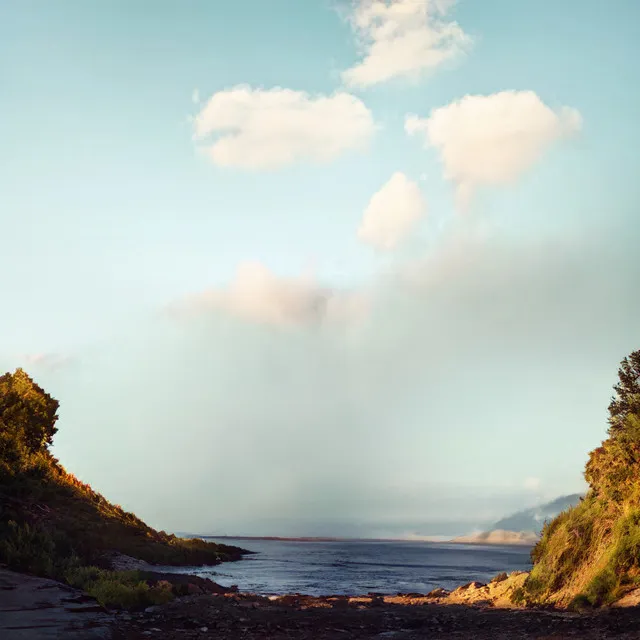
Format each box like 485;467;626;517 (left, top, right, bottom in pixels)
1;0;639;536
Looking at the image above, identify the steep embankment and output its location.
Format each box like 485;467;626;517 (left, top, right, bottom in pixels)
514;349;640;608
0;369;245;599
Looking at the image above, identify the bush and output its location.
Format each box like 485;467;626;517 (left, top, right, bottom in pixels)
582;568;618;607
0;520;80;579
65;567;174;610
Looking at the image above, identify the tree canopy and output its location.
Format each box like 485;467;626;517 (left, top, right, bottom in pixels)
0;369;59;477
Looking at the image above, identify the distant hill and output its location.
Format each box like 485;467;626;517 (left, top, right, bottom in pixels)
492;494;584;534
452;529;539;546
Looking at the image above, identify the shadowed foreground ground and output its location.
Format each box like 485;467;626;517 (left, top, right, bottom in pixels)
113;592;640;640
4;568;640;640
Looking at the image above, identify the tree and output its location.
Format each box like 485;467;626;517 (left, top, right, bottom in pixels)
608;349;640;438
0;369;59;456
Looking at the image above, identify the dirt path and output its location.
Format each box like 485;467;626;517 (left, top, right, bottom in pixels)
0;568;115;639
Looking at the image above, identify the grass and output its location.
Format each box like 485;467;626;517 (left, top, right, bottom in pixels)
514;491;640;608
65;566;174;610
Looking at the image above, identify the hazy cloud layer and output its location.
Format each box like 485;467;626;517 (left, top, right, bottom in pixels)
46;225;640;536
342;0;470;87
358;172;426;250
193;86;375;169
173;262;369;329
406;91;582;207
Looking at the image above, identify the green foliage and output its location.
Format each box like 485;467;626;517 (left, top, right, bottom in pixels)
582;568;618;606
0;520;80;579
514;348;640;607
65;567;174;610
0;369;58;462
607;350;640;437
490;572;508;583
0;368;246;602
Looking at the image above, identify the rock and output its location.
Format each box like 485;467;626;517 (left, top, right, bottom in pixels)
456;581;485;592
0;568;116;639
426;587;449;598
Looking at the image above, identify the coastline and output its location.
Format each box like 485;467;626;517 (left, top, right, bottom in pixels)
6;558;640;639
200;534;537;546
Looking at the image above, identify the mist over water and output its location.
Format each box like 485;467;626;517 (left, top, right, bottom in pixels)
28;224;637;538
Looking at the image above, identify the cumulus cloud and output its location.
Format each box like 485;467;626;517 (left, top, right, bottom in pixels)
173;262;369;328
192;85;375;169
406;90;582;206
358;172;426;250
342;0;470;88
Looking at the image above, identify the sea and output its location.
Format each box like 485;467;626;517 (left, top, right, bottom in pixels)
160;538;533;596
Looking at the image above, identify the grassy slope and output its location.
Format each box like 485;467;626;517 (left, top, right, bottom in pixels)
0;450;246;576
514;353;640;609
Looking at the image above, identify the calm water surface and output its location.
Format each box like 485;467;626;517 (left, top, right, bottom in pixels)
162;538;532;596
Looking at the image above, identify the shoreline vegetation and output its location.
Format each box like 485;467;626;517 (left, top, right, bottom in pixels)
0;369;248;610
1;348;640;636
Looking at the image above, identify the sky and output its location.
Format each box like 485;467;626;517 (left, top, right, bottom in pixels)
1;0;639;537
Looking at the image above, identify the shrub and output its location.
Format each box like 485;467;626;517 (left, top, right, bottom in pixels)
65;567;174;610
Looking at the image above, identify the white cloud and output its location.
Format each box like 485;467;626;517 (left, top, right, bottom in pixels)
192;85;375;169
524;477;542;492
342;0;470;88
358;172;426;250
174;262;369;328
406;90;582;207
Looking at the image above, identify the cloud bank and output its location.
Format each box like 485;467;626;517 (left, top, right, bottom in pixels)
173;262;369;329
47;224;640;536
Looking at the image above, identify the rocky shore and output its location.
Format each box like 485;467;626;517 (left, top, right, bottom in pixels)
5;566;640;640
111;586;640;640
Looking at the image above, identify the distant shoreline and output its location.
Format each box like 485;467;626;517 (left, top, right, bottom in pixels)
193;534;536;546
